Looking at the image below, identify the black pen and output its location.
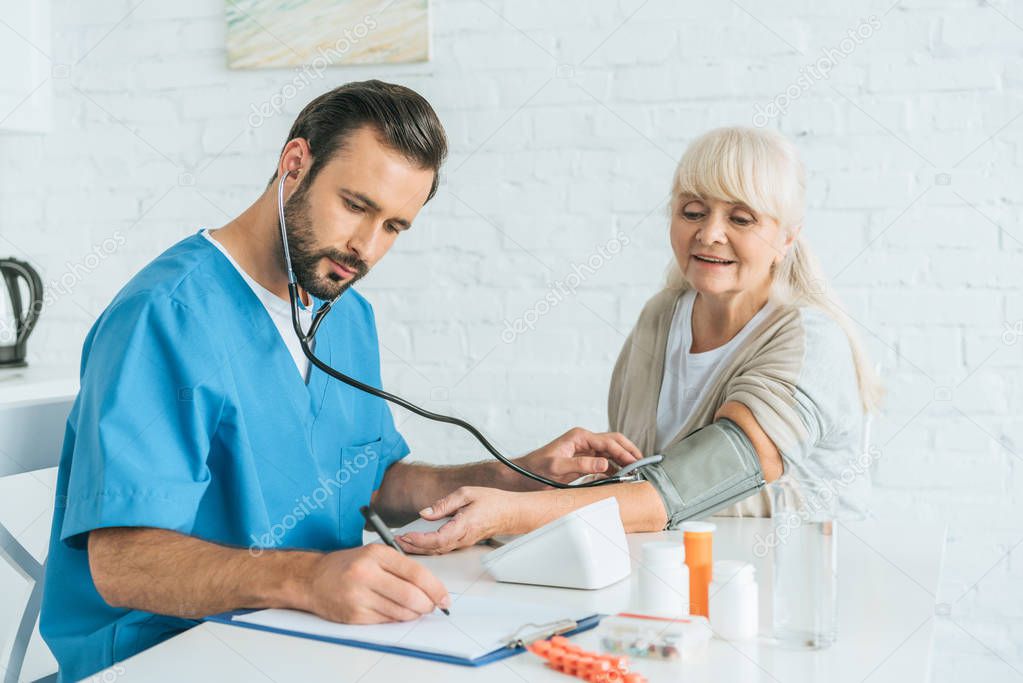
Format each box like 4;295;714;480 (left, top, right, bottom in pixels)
360;505;450;616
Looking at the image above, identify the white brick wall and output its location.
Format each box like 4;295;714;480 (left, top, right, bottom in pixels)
1;0;1021;678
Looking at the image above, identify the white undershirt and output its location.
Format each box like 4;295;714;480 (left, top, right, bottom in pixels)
202;229;313;381
654;289;774;452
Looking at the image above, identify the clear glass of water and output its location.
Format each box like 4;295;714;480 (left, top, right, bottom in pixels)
767;477;838;649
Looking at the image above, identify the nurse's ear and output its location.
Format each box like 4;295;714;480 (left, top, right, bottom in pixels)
276;137;312;185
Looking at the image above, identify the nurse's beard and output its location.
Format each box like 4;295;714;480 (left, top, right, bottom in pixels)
281;188;369;300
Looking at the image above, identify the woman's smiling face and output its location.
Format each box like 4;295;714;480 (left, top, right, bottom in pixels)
670;194;791;298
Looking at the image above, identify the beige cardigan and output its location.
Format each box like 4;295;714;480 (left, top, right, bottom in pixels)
607;288;868;520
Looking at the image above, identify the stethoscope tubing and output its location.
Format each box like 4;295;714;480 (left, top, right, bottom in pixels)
275;173;656;490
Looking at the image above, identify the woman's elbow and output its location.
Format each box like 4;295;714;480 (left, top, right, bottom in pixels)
760;452;784;483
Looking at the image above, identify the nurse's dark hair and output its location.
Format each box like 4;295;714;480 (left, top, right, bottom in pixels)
271;79;447;201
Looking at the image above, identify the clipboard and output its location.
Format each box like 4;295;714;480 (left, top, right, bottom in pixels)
205;607;602;667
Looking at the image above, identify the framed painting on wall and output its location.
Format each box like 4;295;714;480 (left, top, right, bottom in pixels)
226;0;430;69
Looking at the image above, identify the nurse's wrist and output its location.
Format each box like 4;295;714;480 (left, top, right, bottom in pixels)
492;459;527;490
259;550;321;612
500;457;546;491
471;458;524;491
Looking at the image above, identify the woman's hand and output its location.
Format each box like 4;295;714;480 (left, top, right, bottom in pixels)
511;428;642;490
395;487;533;555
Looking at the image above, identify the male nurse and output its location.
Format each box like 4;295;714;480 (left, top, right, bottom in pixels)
40;80;642;681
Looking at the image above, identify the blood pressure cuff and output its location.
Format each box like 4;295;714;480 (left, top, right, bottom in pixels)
638;418;766;528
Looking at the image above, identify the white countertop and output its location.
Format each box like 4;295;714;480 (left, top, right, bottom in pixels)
0;363;78;410
0;363;78;475
97;516;946;683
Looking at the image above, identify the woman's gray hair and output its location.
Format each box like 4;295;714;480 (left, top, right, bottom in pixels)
664;126;883;412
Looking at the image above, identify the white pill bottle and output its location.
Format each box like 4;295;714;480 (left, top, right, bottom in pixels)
709;560;759;640
637;541;690;618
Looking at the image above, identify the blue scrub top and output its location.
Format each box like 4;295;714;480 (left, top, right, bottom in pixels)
40;232;410;682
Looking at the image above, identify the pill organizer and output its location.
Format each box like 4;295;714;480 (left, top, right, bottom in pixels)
597;613;713;661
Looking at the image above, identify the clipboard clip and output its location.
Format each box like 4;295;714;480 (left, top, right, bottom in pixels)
504;619;579;649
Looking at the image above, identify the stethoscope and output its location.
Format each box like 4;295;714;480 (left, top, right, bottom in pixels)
275;172;662;489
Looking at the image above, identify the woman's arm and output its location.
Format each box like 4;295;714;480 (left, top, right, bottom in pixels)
372;429;642;526
714;400;785;482
395;406;781;555
395;481;668;555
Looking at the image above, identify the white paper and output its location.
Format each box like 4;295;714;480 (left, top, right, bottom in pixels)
233;593;590;660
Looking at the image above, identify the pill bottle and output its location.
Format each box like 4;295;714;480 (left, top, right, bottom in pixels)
709;560;759;640
637;541;689;618
681;521;716;617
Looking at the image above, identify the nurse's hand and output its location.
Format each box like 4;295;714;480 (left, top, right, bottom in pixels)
299;544;451;623
513;428;642;489
395;486;523;555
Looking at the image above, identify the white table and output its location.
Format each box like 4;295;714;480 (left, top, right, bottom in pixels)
97;517;945;683
0;362;78;475
0;363;76;683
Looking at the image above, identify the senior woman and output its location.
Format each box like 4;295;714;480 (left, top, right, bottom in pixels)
396;127;882;555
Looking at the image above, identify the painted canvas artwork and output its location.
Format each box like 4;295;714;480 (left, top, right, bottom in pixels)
226;0;430;69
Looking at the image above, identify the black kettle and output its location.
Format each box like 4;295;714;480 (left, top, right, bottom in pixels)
0;257;43;368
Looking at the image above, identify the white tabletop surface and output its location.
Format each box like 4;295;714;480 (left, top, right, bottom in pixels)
0;363;78;475
95;516;945;683
0;362;78;409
